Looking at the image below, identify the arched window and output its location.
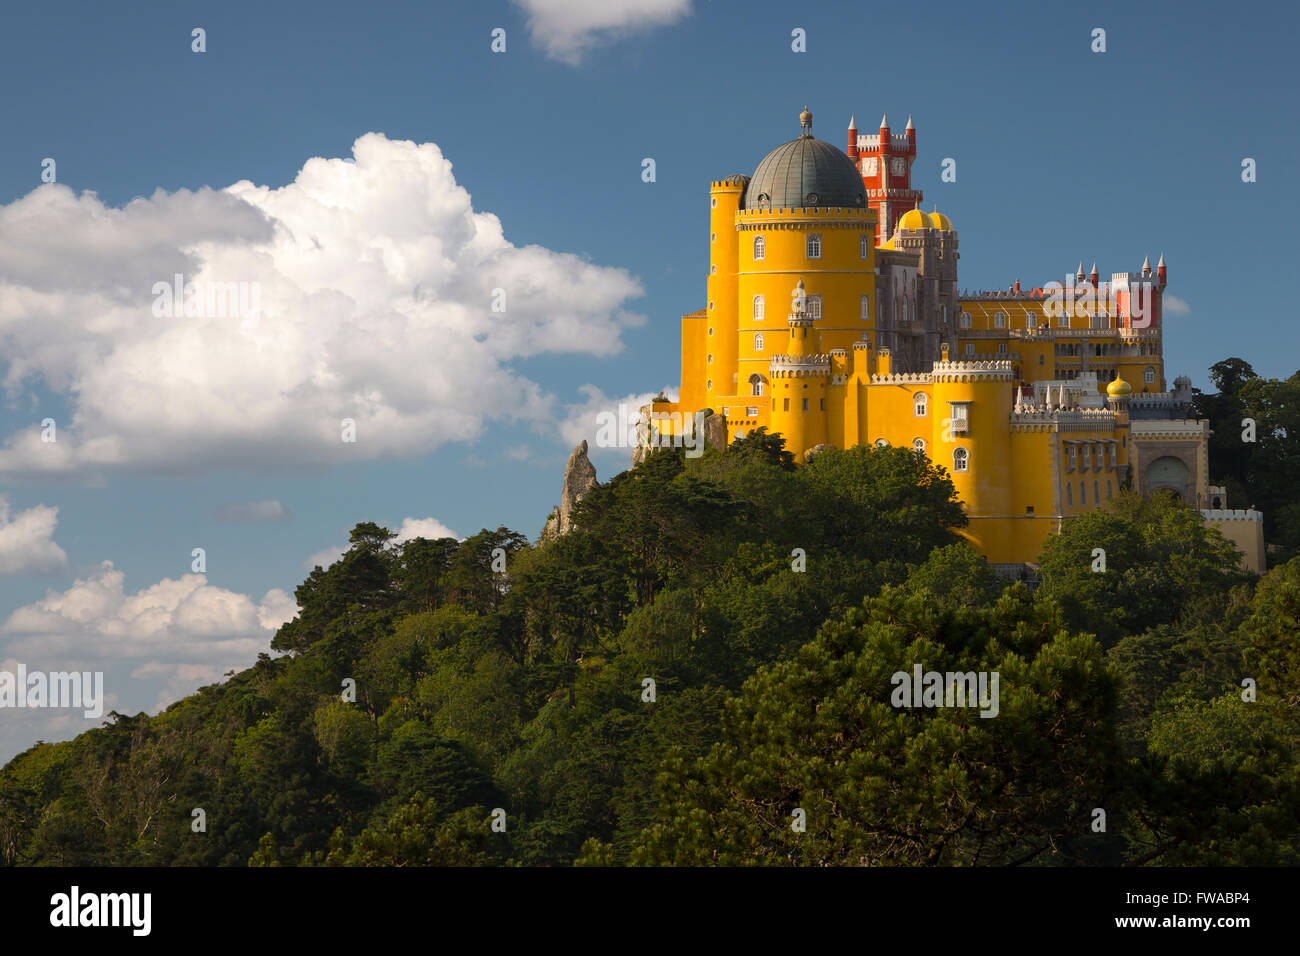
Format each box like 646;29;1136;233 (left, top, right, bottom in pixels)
753;235;765;260
953;447;969;472
753;295;765;321
959;311;971;329
1026;312;1037;328
860;295;870;322
753;334;764;352
1144;366;1156;384
994;311;1007;328
860;234;871;259
914;393;928;417
806;234;822;259
707;379;712;390
808;295;822;319
912;437;926;454
707;354;713;364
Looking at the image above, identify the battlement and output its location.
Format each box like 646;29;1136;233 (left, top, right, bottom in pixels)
1201;509;1263;523
931;359;1017;383
711;176;750;190
856;133;912;150
736;206;874;223
770;354;831;377
870;372;933;385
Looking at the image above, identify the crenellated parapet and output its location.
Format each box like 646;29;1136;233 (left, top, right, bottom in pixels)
870;371;933;385
770;354;832;377
1200;508;1263;522
930;359;1017;383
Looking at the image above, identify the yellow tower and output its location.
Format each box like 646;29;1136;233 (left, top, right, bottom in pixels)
768;279;830;456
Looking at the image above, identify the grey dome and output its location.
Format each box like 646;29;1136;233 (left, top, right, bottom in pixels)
743;135;866;211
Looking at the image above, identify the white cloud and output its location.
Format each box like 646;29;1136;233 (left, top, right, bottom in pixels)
512;0;692;63
0;134;644;481
0;497;67;574
1164;294;1191;316
0;563;297;761
214;498;290;523
303;515;462;570
557;383;677;469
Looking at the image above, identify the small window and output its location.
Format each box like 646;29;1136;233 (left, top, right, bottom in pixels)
1110;445;1117;466
783;398;789;411
1026;505;1035;514
1094;480;1100;505
754;235;765;260
964;343;975;357
707;379;713;390
806;234;822;259
1039;354;1045;366
953;447;969;472
708;354;713;364
754;333;764;351
708;327;713;336
711;264;717;274
913;437;926;453
753;295;765;321
1144;366;1156;384
749;373;764;396
914;394;928;417
994;311;1007;328
1026;312;1037;328
711;197;718;208
1080;482;1086;505
1107;480;1113;500
802;398;809;411
1067;483;1073;506
1057;313;1069;328
819;398;825;410
1082;446;1091;467
959;311;971;329
860;295;870;322
808;295;822;319
860;234;871;259
747;406;758;416
711;232;716;243
1068;446;1077;469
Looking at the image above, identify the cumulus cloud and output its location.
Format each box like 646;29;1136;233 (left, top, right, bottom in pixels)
512;0;692;63
303;515;461;571
214;498;291;523
0;562;296;761
1163;294;1191;316
0;497;67;574
0;133;644;481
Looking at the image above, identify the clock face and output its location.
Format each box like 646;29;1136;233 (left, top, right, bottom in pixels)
891;157;907;176
861;157;877;176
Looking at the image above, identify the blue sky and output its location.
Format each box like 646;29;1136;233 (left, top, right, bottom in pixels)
0;0;1296;760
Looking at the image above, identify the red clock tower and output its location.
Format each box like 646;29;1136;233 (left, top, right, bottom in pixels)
848;113;923;246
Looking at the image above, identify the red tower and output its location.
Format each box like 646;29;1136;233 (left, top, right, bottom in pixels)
849;112;922;246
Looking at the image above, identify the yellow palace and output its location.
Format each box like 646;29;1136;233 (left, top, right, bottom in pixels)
650;108;1264;572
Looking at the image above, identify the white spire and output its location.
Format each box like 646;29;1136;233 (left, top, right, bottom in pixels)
1157;252;1165;267
880;113;888;128
905;114;914;130
1076;261;1084;277
848;114;856;129
1142;255;1151;273
1090;259;1097;274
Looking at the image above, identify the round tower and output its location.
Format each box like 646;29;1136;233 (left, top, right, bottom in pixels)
769;280;830;459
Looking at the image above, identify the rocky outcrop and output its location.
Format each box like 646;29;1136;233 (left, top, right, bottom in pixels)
549;439;597;537
702;409;727;452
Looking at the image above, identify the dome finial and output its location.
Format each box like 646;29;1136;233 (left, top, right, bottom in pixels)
799;105;813;135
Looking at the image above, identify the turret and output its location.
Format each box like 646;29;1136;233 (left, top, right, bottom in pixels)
1157;252;1167;287
905;114;915;153
1090;260;1098;287
847;115;858;160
